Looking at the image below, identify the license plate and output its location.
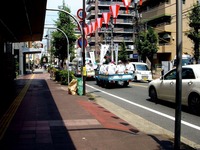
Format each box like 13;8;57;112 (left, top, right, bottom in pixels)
143;77;147;80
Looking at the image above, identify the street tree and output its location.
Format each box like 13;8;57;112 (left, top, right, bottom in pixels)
51;4;77;67
118;41;128;62
135;27;158;70
186;2;200;64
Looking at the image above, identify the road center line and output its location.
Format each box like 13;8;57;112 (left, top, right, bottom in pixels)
86;84;200;131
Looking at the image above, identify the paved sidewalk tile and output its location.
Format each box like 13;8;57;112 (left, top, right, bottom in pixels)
0;71;196;150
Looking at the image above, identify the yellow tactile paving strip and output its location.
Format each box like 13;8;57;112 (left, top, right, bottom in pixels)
0;74;35;140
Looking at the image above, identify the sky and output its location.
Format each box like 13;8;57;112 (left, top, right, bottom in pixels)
45;0;82;25
43;0;82;42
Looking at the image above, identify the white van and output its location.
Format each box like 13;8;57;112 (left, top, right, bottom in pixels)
71;57;95;79
131;62;152;82
172;54;193;67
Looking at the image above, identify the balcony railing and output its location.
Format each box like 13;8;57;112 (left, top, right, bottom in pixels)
88;36;132;43
88;45;134;52
97;27;133;34
141;2;174;22
86;1;134;12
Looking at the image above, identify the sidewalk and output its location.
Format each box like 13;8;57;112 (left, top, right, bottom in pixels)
0;70;195;150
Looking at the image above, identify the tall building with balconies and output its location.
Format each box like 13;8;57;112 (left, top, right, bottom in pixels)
86;0;138;61
139;0;197;65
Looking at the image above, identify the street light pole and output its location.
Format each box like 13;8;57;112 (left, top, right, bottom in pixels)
44;26;70;85
109;4;120;62
46;8;86;95
43;36;52;64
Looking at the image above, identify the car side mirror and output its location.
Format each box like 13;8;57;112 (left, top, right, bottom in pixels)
160;76;164;80
161;69;164;76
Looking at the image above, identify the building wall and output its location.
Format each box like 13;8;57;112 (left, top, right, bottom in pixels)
86;0;135;61
141;0;197;65
86;0;197;65
0;42;15;93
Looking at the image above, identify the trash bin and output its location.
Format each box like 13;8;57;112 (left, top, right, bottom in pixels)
77;77;83;96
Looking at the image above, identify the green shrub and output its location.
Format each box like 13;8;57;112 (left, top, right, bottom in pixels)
60;70;68;85
54;69;76;85
54;70;61;81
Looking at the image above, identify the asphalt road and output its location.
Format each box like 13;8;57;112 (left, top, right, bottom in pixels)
85;80;200;149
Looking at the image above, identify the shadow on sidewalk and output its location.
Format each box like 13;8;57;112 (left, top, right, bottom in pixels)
0;74;76;150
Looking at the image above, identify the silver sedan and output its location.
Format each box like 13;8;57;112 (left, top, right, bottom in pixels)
148;64;200;115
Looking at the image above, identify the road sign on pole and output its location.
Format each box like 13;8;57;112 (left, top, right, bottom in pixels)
77;9;86;20
77;37;87;48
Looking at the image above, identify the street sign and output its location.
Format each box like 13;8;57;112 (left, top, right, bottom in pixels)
77;9;86;20
77;37;87;48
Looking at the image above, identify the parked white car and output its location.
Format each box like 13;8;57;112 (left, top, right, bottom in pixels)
148;64;200;115
131;62;152;82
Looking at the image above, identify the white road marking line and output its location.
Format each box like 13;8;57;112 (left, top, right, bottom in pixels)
86;84;200;131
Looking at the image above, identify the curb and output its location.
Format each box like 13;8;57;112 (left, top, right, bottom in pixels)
88;93;200;150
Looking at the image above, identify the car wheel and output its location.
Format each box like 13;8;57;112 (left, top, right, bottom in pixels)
123;81;129;87
188;93;200;116
101;80;106;88
96;79;100;85
134;76;137;81
104;81;111;89
149;87;158;103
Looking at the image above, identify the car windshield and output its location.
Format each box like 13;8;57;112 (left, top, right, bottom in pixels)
173;58;191;66
135;64;149;71
164;68;195;80
164;70;176;80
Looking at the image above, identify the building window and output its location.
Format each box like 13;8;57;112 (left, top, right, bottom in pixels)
158;32;171;45
165;0;170;4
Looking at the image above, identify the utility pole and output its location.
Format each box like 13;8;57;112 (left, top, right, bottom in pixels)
82;0;86;95
174;0;182;149
110;17;114;62
133;0;141;62
95;0;99;60
134;0;139;47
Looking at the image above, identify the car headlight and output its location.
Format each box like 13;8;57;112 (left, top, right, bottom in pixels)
135;71;141;74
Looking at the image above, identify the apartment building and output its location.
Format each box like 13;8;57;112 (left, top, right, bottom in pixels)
140;0;197;65
86;0;198;67
86;0;137;61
